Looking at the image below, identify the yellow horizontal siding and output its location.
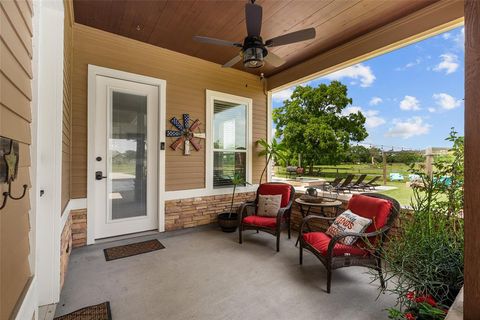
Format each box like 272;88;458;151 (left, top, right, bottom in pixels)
72;24;267;197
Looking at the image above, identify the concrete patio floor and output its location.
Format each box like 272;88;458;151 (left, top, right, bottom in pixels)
56;227;396;320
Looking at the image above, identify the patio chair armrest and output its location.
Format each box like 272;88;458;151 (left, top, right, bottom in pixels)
275;207;291;225
299;215;336;238
327;226;391;256
238;201;256;221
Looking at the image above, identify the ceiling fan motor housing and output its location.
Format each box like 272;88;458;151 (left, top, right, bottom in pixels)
243;36;268;68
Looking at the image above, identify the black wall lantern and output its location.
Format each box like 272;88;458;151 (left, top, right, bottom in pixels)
0;137;27;210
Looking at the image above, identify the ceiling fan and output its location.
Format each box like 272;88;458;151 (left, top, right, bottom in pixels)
193;0;316;69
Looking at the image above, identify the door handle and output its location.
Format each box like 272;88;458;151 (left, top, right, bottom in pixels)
95;171;107;180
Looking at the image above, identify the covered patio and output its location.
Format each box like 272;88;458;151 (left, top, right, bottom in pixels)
2;0;479;320
54;228;394;320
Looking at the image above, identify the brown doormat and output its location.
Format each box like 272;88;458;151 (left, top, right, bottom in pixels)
54;302;112;320
103;239;165;261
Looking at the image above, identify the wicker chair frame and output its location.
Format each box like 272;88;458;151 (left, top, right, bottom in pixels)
238;183;296;252
299;193;400;293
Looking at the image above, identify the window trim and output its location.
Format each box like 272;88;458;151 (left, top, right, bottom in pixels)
206;90;253;190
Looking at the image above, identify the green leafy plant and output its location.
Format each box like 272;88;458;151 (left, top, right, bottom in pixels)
375;129;464;320
256;138;286;184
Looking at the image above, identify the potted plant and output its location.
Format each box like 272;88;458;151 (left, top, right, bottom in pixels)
218;172;248;233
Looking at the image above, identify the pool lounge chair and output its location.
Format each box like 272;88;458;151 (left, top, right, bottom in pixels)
348;174;367;191
321;177;343;191
358;176;381;190
389;172;404;181
334;174;355;193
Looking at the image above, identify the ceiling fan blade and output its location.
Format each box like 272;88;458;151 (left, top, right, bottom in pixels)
265;28;316;47
245;2;262;36
193;35;242;47
264;51;286;67
222;54;242;68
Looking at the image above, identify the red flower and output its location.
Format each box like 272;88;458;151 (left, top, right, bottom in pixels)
406;291;415;301
404;313;416;320
415;294;437;307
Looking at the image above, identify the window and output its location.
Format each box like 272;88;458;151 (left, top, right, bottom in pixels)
207;91;252;189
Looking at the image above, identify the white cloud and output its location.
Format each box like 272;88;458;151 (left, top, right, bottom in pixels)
272;88;294;103
342;106;362;115
396;58;421;71
433;93;463;110
441;28;464;51
323;63;376;87
400;95;421;111
385;117;431;139
369;97;383;106
453;27;465;50
364;110;386;128
342;106;386;128
433;53;459;74
428;107;436;113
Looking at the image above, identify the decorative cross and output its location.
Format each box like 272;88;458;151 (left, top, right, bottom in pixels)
166;114;205;155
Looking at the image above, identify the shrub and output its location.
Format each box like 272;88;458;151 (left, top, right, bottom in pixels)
376;129;464;320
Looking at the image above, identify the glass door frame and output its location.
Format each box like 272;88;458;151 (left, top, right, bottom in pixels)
87;65;166;244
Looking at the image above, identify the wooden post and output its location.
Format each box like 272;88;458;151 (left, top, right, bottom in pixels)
425;146;433;178
382;151;387;185
464;1;480;318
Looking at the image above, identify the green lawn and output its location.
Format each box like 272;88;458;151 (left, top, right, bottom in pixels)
380;181;414;206
113;163;136;175
274;164;415;206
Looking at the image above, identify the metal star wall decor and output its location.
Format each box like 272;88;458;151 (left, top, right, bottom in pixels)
166;114;205;155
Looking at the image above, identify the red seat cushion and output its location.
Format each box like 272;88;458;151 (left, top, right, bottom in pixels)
302;232;369;257
347;194;392;233
258;183;291;207
243;215;277;228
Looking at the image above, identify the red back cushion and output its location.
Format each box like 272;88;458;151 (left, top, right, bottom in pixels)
258;183;291;208
347;194;392;233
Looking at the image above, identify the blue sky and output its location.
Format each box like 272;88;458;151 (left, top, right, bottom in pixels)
272;26;464;150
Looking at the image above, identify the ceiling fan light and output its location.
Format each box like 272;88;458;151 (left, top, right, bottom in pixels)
243;47;264;68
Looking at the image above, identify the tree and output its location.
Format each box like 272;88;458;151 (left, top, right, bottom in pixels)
388;151;424;165
345;145;371;163
273;81;368;174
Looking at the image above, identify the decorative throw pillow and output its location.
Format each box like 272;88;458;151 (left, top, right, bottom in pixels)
326;210;372;245
257;194;282;217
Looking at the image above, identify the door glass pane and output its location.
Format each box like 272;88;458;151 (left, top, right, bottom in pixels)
213;100;246;150
109;91;148;220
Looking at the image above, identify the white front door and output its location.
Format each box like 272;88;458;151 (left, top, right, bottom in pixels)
93;75;159;239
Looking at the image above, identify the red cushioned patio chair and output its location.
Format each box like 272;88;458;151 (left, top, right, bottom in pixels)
238;183;295;252
299;193;400;293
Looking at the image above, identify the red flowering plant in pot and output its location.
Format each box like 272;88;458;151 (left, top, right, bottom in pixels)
373;130;464;320
387;291;448;320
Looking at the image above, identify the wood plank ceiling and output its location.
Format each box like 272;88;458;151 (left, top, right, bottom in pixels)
73;0;438;76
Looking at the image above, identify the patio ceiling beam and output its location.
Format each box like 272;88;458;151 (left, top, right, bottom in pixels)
266;0;464;92
464;0;480;319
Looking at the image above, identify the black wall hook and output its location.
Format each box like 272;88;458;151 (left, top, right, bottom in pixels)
0;183;28;210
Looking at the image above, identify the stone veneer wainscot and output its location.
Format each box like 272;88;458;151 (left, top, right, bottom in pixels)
165;192;256;231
